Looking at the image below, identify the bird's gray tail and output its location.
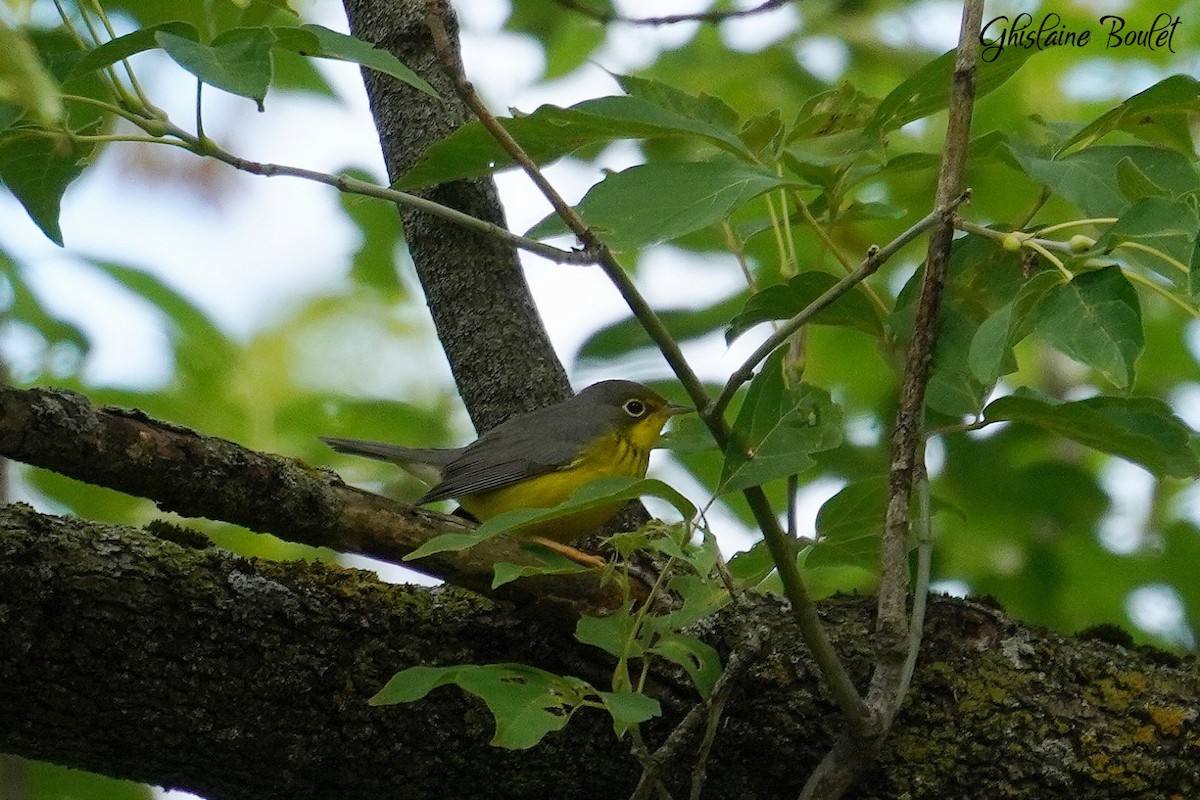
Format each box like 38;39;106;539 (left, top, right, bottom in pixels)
319;437;461;486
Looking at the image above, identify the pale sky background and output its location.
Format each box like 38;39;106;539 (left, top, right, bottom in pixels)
1;6;1197;778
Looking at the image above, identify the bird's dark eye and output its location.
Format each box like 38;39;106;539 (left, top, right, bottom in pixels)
623;399;647;417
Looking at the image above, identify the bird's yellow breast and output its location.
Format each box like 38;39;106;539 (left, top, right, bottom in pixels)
458;421;658;543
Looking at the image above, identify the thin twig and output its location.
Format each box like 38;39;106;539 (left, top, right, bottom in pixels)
708;193;969;421
556;0;791;27
801;4;986;800
424;0;871;738
157;120;597;264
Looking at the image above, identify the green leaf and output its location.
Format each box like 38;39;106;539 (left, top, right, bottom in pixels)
968;271;1060;384
983;393;1200;479
925;312;988;417
1029;266;1143;389
1115;156;1170;202
338;166;404;295
68;21;200;79
648;632;722;697
1;254;90;355
0;22;64;125
809;476;887;569
868;45;1035;133
0;130;90;245
577;290;749;364
371;664;592;749
399;93;753;189
661;573;730;629
808;476;959;569
405;477;696;560
727;540;775;587
725;271;883;345
613;72;741;132
576;604;644;659
597;690;662;737
157;27;276;107
1006;143;1199;217
1096;196;1199;290
272;24;437;98
1062;74;1200;155
527;161;786;251
90;260;239;385
491;550;588;588
720;352;843;494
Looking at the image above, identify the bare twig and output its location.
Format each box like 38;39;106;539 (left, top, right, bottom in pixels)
556;0;791;26
708;193;969;421
424;0;871;737
870;0;984;724
798;3;985;798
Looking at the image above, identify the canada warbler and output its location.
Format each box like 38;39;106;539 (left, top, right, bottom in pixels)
321;380;690;552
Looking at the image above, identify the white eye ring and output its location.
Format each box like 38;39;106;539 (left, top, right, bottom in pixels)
623;399;647;417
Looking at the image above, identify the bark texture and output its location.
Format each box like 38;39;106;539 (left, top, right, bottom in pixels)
0;385;632;620
1;504;1197;800
342;0;572;432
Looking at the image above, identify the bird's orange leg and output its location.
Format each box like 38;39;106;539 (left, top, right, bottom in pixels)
526;536;607;569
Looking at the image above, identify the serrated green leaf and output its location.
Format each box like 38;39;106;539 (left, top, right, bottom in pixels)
720;353;843;494
399;94;753;190
157;27;276;106
1007;143;1199;217
1030;266;1143;389
613;72;741;132
648;633;722;696
406;477;696;560
68;21;200;79
725;271;883;345
0;129;90;245
526;161;786;252
809;476;959;569
372;664;592;749
597;690;661;737
272;24;436;97
983;392;1199;479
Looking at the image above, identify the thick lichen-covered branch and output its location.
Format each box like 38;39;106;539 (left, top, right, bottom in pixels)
1;505;1195;800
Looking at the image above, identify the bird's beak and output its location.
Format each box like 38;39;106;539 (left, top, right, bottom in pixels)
665;404;694;417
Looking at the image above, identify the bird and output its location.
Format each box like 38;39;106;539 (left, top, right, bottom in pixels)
321;380;691;565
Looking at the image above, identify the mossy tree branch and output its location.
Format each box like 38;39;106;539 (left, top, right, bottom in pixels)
1;504;1195;800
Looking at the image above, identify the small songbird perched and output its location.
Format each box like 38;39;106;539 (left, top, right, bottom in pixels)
321;380;691;563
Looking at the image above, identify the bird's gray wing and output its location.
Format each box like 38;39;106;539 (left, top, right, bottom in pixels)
419;406;604;503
